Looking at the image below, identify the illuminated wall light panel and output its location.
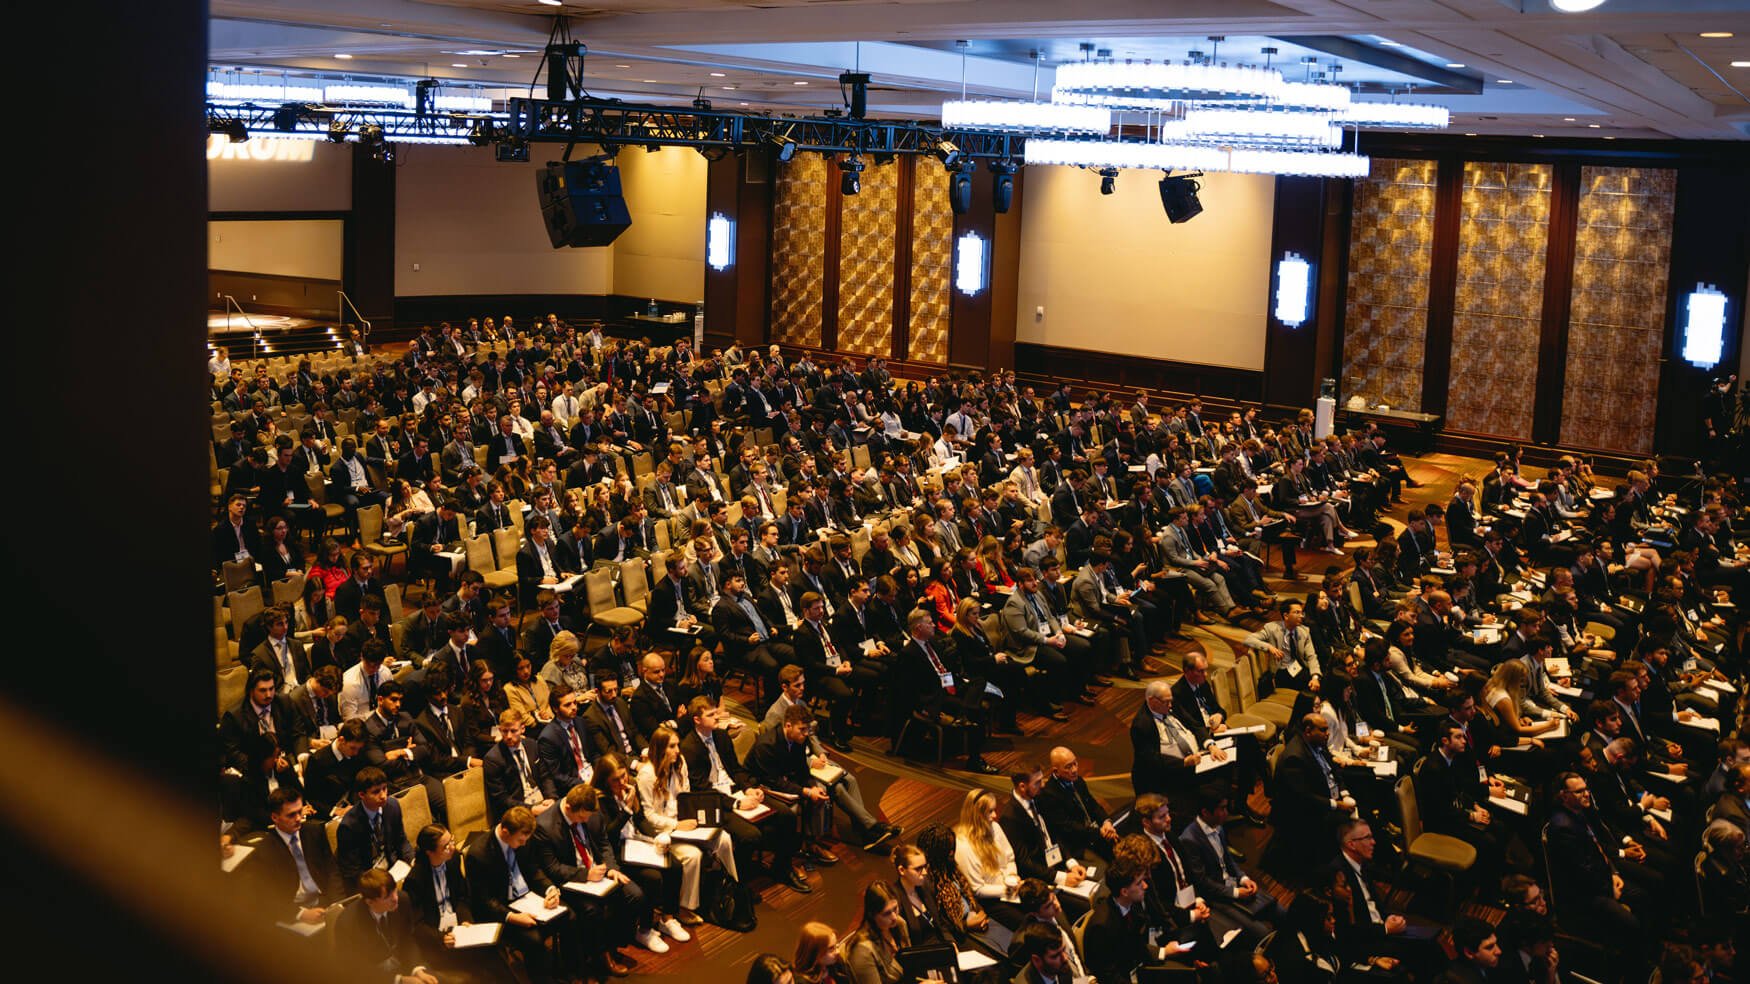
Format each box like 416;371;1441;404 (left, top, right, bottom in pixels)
1681;284;1728;368
706;212;735;271
1275;251;1313;326
955;232;988;296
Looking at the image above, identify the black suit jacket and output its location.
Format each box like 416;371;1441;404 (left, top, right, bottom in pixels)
1129;706;1200;796
537;717;593;794
335;797;416;890
1170;677;1227;737
464;828;555;923
744;726;819;796
481;740;555;823
411;706;469;779
219;696;310;771
529;802;620;886
401;856;475;948
212;519;264;569
581;697;644;759
1413;751;1479;837
247;824;342;921
1035;774;1109;856
1545;805;1616;904
679;728;753;793
628;678;684;740
1081;895;1153;984
997;794;1065;885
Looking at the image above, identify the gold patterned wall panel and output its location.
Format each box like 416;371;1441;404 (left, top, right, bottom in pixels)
1559;166;1674;454
1446;161;1552;439
1342;158;1438;411
837;161;898;357
909;162;952;365
770;155;826;348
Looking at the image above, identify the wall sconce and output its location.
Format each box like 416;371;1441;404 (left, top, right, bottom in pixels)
1275;251;1312;327
956;231;988;296
1681;283;1728;369
706;212;734;271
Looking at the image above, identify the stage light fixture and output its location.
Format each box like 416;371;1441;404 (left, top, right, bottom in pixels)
769;132;798;162
839;155;865;195
990;161;1016;213
1098;167;1117;195
326;118;351;142
932;139;963;168
1158;173;1203;224
948;164;973;215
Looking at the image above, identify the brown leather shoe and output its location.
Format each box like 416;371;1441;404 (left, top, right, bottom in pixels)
603;953;633;978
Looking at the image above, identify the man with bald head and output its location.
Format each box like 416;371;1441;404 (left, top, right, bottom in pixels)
1036;745;1119;861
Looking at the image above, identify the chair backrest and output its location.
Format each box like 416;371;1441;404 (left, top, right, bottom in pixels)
732;718;759;761
1346;580;1366;617
465;534;496;575
217;665;248;717
491;528;521;572
725;500;743;526
358;504;386;545
1394;774;1424;846
649;549;672;584
271;576;305;607
389;621;407;656
1071;908;1093;959
631;452;653;478
851;444;872;471
620;559;650;607
228;586;265;638
325;816;343;855
382;582;404;623
444;767;489;841
851;527;871;564
215;626;236;668
506;501;526;536
594;568;632;614
654;520;671;551
221;560;257;594
396;783;433;844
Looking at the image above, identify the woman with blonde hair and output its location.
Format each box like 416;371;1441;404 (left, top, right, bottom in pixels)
636;726;738;912
952;789;1023;926
841;882;911;984
791;921;850;984
503;652;552;728
1482;659;1559;743
972;535;1014;595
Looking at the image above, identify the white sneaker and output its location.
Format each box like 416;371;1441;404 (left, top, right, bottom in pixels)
635;928;671;953
657;916;691;942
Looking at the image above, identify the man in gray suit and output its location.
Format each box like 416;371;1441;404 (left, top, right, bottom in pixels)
1162;506;1237;622
1002;566;1091;704
1070;552;1146;677
1243;599;1323;690
759;666;899;852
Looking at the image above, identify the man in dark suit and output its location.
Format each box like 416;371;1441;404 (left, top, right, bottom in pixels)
334;767;416;892
1129;679;1224;806
516;517;577;608
1435;918;1504;984
537;683;594;795
408;498;468;588
581;672;645;760
679;696;812;893
998;766;1094;902
303;720;369;817
1037;745;1118;861
220;669;311;772
1178;792;1281;939
1264;714;1356;882
477;599;520;680
247;786;342;928
361;682;448;824
409;668;473;780
1546;771;1644;935
1416;722;1504;873
336;868;429;978
629;652;685;740
212;493;261;570
333;552;386;622
520;591;579;669
1329;818;1443;975
646;555;711;649
463;806;582;984
288;665;343;743
896;607;998;774
397;434;437;485
1172;651;1266;820
711;571;786;708
790;590;865;750
745;703;842;868
529;785;655;977
481;712;557;824
1081;852;1198;984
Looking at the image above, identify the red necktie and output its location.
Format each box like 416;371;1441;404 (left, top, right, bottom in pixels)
568;725;585;773
923;643;956;696
571;825;594;868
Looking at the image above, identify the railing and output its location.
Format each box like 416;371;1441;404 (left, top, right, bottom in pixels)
218;294;264;359
337;291;371;352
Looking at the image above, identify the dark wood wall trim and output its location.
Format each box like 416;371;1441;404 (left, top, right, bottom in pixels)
703;150;774;350
1532;162;1581;446
1657;162;1750;457
1317;178;1353;396
1420;156;1464;418
988;170;1022;371
1262;175;1331;408
892;157;916;361
1014;342;1265;403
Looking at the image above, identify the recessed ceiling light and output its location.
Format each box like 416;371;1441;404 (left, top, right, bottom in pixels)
1496;79;1513;84
1563;117;1576;121
1733;60;1750;68
334;53;353;59
793;81;809;85
1378;40;1402;47
451;63;468;68
1465;132;1478;136
1533;133;1545;138
1588;123;1601;128
1699;32;1734;39
1603;135;1615;140
537;0;563;6
1445;62;1466;68
709;72;726;77
721;86;736;90
642;79;658;84
1550;0;1606;11
615;64;631;69
503;54;520;58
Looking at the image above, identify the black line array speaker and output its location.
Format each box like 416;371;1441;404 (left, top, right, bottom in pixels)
536;159;632;248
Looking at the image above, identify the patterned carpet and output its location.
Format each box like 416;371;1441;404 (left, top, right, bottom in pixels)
618;452;1486;979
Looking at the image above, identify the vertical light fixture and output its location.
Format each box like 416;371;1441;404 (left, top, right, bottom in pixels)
1275;251;1313;326
706;212;734;271
955;231;988;296
1681;284;1728;368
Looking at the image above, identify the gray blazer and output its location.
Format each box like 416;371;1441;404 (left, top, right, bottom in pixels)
1000;588;1060;662
1242;620;1323;679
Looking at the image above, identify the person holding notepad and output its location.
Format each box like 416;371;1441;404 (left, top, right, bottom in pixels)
529;784;664;976
337;868;434;983
402;823;512;983
464;806;584;984
760;667;897;853
335;767;415;893
680;697;811;894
